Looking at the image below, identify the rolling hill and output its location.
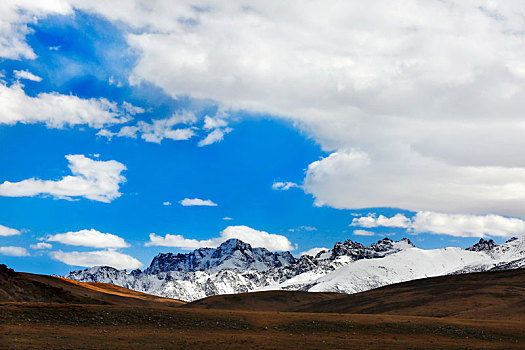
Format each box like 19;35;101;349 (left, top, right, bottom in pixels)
0;264;185;307
186;268;525;321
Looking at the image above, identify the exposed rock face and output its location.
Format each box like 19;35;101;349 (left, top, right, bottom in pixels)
145;239;297;274
64;236;524;302
466;238;497;252
328;237;414;261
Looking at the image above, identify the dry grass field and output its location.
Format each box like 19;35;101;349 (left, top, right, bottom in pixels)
1;265;524;349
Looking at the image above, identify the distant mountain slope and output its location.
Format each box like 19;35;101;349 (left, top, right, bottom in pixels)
64;236;525;302
186;269;525;321
296;268;525;321
294;247;489;293
0;264;185;307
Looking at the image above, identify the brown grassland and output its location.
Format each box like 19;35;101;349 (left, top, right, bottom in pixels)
0;265;523;349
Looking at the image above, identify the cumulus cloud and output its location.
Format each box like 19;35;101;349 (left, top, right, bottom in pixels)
162;201;172;206
98;111;196;143
60;1;525;217
179;198;217;207
121;101;145;115
0;154;126;202
197;114;232;146
46;229;129;248
0;224;21;236
300;247;328;257
203;115;228;130
353;230;375;236
304;149;525;217
50;250;142;269
411;212;525;238
146;225;295;251
0;82;129;128
139;119;195;144
0;1;72;60
351;213;411;229
352;212;525;238
30;242;52;250
14;70;42;82
289;226;317;232
272;182;300;191
0;246;29;256
198;127;232;147
8;2;525;216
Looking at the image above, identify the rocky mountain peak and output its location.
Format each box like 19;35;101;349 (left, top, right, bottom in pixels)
329;237;414;261
399;237;415;246
211;238;252;258
466;238;497;252
145;238;295;274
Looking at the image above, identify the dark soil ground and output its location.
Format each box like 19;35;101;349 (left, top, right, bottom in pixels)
1;302;523;349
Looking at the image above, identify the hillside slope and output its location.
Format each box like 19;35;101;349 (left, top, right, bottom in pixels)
188;268;525;321
0;264;185;307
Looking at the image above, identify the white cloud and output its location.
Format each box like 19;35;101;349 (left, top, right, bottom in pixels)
0;224;21;236
162;201;172;206
139;115;195;143
180;198;217;207
30;242;52;250
63;1;525;217
353;229;375;236
0;82;129;128
300;247;328;257
0;1;72;60
50;250;142;269
98;111;197;143
0;154;126;202
352;211;525;238
14;70;42;82
0;246;29;256
198;113;232;146
351;213;411;229
272;181;300;191
289;226;317;232
146;225;295;251
198;127;232;147
223;217;233;220
46;229;129;248
203;115;228;130
121;101;145;115
304;149;525;217
8;2;525;217
411;212;525;238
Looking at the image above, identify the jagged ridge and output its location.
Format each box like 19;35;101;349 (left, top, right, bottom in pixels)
64;236;524;302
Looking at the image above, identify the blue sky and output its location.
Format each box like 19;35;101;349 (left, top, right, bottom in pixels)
2;3;525;275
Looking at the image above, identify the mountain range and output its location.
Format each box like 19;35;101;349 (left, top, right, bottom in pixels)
65;235;525;302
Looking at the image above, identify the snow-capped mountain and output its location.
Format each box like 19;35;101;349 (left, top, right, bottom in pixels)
145;238;296;274
64;236;525;302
